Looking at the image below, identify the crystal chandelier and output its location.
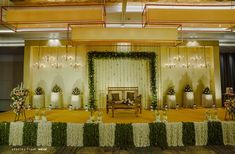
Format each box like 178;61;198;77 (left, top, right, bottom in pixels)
70;46;81;69
33;45;46;69
51;48;63;69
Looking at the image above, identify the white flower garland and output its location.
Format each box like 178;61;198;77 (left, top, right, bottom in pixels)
99;123;116;147
67;123;84;147
132;123;150;147
9;122;24;146
222;121;235;145
166;122;183;146
37;121;52;146
194;122;208;146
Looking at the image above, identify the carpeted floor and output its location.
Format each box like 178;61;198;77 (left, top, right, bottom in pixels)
0;107;228;123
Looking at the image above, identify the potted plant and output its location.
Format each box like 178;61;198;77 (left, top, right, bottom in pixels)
33;87;45;109
166;87;176;108
202;87;213;107
183;84;194;108
50;84;62;108
71;87;81;109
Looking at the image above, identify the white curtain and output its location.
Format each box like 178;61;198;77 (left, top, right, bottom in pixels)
94;58;151;108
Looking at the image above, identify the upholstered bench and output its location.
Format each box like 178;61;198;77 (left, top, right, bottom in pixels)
106;87;142;117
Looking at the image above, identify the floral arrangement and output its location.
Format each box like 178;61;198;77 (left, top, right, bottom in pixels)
52;84;62;93
72;87;80;95
202;87;211;94
34;87;44;95
10;86;29;114
184;84;193;92
167;87;175;95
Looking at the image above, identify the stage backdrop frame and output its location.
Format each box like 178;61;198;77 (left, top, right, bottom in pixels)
87;51;157;109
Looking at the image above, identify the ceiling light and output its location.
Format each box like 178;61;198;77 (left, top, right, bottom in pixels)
48;39;61;47
180;27;229;32
0;30;14;33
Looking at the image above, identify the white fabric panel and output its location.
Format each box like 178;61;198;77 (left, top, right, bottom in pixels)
94;59;151;108
37;121;52;146
194;122;208;146
166;122;183;147
132;123;150;147
9;122;24;146
222;121;235;145
99;123;116;147
67;123;84;147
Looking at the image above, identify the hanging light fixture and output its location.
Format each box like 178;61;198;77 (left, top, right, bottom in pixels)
33;44;46;69
70;46;81;69
165;47;176;69
51;48;63;69
61;45;74;64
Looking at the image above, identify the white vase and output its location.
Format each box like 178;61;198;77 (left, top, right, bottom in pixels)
71;95;81;109
50;92;61;108
183;92;194;108
202;94;213;108
166;95;176;108
32;95;44;109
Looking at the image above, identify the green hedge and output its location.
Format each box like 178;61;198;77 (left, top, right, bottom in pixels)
207;121;223;145
149;122;168;149
83;123;99;146
182;122;195;146
23;122;38;146
52;122;67;146
115;123;134;149
0;122;10;145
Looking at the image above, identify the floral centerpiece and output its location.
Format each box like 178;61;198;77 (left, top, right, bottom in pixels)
202;87;211;94
72;87;80;95
51;84;62;108
71;87;81;109
183;84;194;108
10;85;29;121
166;87;176;108
35;87;44;95
184;84;193;92
167;87;176;95
33;87;45;109
202;87;213;107
52;84;62;93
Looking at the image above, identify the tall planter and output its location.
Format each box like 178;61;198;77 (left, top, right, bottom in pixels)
71;95;81;109
50;92;61;108
202;94;213;108
166;95;176;108
32;95;44;109
183;92;194;108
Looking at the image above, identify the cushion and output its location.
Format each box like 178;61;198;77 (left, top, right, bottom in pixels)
126;92;135;101
112;93;120;101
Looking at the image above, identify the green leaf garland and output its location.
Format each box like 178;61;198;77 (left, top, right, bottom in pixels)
88;51;157;109
0;122;10;145
83;123;99;146
182;122;195;146
207;121;224;145
115;123;134;149
23;122;38;146
149;122;168;149
52;122;67;146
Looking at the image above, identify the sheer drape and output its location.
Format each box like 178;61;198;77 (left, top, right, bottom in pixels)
94;58;151;108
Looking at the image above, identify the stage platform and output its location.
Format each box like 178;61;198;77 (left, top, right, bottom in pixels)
0;108;227;123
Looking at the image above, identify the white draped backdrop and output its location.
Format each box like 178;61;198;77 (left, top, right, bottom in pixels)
94;58;151;108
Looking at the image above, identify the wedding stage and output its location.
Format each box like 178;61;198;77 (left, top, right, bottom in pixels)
0;108;227;123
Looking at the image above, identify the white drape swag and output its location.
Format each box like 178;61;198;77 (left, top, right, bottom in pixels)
9;122;24;146
132;123;150;147
99;123;116;147
194;122;208;146
67;123;84;147
94;59;151;108
222;121;235;145
166;122;183;147
37;121;52;146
